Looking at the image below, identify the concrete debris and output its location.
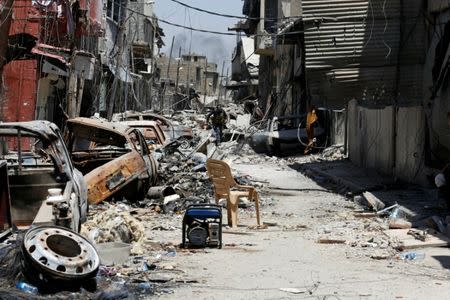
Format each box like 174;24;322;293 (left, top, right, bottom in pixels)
1;102;449;298
361;192;386;211
81;205;146;255
320;145;346;161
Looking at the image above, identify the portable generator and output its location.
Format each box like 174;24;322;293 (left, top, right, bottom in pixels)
182;204;222;248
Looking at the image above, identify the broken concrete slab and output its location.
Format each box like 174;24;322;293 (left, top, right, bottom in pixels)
362;192;386;211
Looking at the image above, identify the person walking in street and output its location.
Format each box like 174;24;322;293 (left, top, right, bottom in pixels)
206;105;227;144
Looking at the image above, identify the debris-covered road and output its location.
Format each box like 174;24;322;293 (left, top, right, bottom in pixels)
1;108;449;300
156;159;450;300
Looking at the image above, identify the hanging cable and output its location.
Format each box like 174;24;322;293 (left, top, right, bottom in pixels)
166;0;302;21
116;2;307;37
382;0;392;59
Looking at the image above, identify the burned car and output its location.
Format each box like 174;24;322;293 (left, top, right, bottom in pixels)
65;118;158;205
120;120;167;151
0;121;87;232
112;110;194;144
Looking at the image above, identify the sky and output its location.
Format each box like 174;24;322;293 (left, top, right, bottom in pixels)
155;0;243;74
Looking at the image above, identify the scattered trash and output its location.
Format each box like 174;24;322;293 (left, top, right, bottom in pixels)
16;281;38;295
407;229;428;242
96;242;132;266
279;287;307;294
98;266;117;277
399;252;425;261
81;205;146;255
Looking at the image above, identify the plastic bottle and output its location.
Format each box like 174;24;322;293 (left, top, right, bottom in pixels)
16;281;38;294
400;252;425;261
389;207;400;220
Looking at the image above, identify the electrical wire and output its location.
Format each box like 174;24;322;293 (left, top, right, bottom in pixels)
166;0;302;21
119;3;305;37
361;0;374;51
382;0;392;59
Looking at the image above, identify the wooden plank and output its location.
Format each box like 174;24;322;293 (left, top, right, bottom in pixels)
354;212;378;218
317;238;346;244
384;229;450;250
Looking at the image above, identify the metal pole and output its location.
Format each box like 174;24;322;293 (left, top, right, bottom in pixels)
186;34;192;95
217;60;225;105
166;36;175;79
224;67;229;102
163;36;175;111
175;47;181;93
203;58;208;109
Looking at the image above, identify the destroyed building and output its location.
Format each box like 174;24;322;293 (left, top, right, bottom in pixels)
1;0;450;298
0;0;164;124
227;36;260;102
157;53;219;96
234;0;448;184
155;53;221;111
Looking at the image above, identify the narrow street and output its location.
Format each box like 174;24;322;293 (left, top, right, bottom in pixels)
154;158;450;300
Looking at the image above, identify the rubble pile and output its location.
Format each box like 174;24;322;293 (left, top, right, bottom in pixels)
158;151;213;202
81;204;147;255
319;145;346;161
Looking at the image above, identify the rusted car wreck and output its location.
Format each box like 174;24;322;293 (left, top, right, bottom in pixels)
113;111;194;144
0;121;88;232
65;118;158;204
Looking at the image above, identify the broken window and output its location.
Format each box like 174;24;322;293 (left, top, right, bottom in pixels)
107;0;124;23
264;0;278;33
196;67;201;85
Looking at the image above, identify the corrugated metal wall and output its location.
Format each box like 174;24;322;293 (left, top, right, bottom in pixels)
302;0;425;108
3;60;38;122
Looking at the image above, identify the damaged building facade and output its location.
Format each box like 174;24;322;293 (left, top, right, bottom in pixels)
0;0;164;125
156;53;220;110
237;0;449;185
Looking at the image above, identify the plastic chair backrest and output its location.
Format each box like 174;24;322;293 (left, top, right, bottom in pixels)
206;159;236;199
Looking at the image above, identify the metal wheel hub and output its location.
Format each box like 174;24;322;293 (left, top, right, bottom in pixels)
23;226;99;280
